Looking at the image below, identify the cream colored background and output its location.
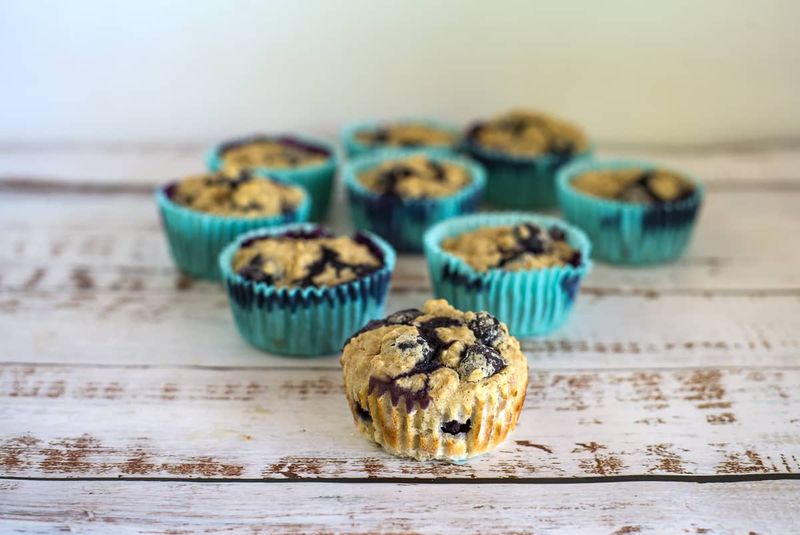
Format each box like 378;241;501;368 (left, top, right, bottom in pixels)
1;0;799;145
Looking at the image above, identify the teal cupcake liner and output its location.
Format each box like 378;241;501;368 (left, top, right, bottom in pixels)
344;149;487;253
462;136;594;209
206;134;338;222
423;212;592;338
556;159;704;265
219;224;396;356
156;177;311;280
341;118;460;158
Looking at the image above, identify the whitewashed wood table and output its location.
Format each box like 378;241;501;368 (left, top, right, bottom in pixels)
0;142;799;534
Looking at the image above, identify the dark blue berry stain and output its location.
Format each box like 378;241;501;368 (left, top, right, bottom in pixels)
561;274;581;304
441;263;486;291
598;171;700;231
642;198;700;231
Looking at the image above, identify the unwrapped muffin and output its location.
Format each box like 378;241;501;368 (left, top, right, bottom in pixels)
340;299;528;462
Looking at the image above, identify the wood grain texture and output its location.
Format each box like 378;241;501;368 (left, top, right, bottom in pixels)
1;146;800;531
0;190;798;369
2;142;800;186
2;479;799;534
1;364;798;480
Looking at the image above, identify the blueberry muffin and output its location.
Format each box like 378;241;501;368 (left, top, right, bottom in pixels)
207;134;337;221
441;222;582;272
557;159;703;265
340;299;528;461
343;119;459;157
156;172;310;280
355;123;455;148
231;230;384;288
170;171;306;217
570;167;696;204
464;109;591;209
216;136;328;175
424;213;591;337
345;151;486;252
219;224;395;356
357;154;471;199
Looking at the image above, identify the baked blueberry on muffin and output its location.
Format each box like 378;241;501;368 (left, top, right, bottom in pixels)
556;159;703;265
219;224;395;356
342;119;459;157
345;151;486;252
441;222;582;272
464;109;591;209
340;299;528;462
207;134;337;221
170;171;306;217
424;213;591;337
156;172;310;280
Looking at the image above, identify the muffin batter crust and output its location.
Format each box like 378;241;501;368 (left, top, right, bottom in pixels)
468;109;588;158
220;136;330;174
355;122;456;149
571;168;696;204
442;223;581;272
171;172;305;217
358;155;471;198
232;232;383;288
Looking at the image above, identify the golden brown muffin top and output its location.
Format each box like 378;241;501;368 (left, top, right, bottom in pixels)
232;230;383;288
571;167;696;204
170;172;305;218
468;109;588;158
219;136;330;174
441;223;581;272
355;122;456;149
357;154;471;199
340;299;528;413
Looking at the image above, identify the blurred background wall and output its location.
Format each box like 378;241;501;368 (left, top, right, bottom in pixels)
1;0;799;146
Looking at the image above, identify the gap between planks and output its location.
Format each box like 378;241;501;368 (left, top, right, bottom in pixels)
3;177;800;195
2;473;800;485
2;479;798;534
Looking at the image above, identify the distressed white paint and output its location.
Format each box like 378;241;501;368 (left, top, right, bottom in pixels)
1;364;798;479
2;479;799;534
0;146;799;532
0;187;798;368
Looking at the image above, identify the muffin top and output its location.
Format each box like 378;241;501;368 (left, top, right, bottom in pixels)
357;154;471;199
170;171;305;218
355;122;456;150
232;228;384;288
571;167;696;204
219;135;330;174
340;299;528;413
467;109;588;158
442;222;582;272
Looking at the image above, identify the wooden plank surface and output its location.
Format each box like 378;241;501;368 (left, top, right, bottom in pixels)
1;144;799;533
2;479;798;534
0;188;798;369
1;363;798;479
2;142;800;186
